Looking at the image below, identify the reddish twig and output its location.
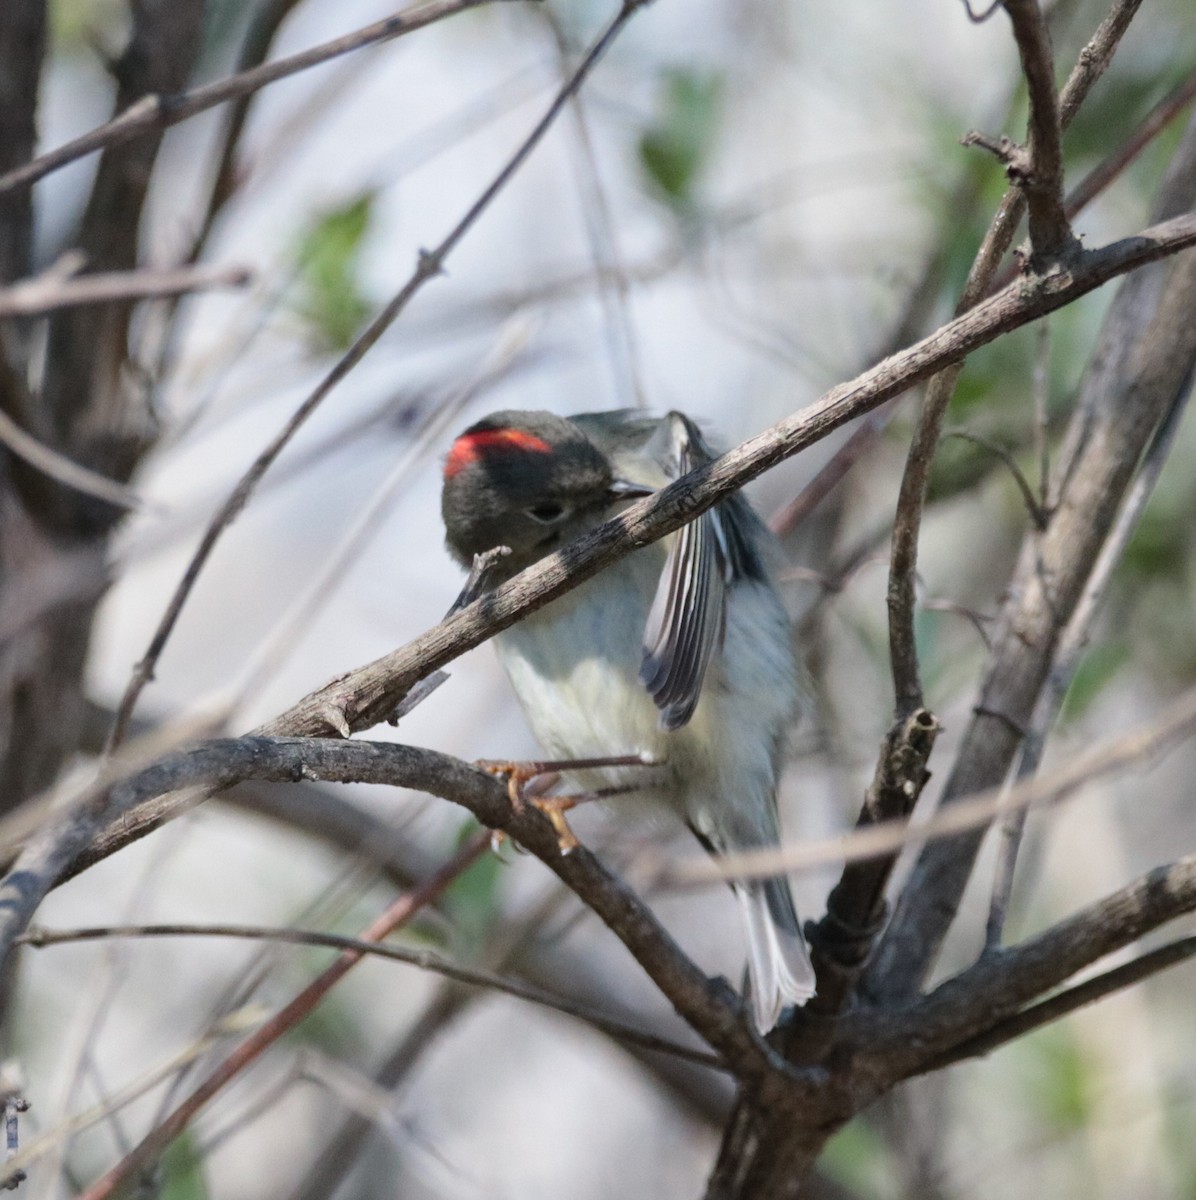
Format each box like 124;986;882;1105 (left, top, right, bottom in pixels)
76;832;490;1200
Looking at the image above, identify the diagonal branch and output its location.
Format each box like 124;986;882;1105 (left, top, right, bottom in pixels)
106;0;650;750
0;0;505;198
869;115;1196;1002
0;261;251;317
259;212;1196;743
0;736;775;1076
921;935;1196;1070
853;854;1196;1080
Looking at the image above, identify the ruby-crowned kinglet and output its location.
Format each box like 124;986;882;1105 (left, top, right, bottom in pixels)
440;409;814;1027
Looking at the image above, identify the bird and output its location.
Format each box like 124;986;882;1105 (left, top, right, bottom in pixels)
439;408;815;1027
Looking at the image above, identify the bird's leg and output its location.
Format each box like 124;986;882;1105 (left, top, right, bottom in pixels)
531;783;642;852
475;754;661;854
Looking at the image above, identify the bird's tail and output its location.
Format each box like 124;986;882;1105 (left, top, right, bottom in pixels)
735;877;816;1029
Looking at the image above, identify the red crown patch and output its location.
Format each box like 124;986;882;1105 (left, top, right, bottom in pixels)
444;428;552;478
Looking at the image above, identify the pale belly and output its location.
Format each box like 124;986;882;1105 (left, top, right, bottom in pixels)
495;549;671;775
493;543;799;838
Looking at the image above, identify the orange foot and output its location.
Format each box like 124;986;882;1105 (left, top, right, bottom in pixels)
476;753;661;854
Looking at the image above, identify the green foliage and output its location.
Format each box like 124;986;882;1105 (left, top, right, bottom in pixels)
160;1131;209;1200
926;432;1000;505
1024;1026;1093;1134
290;191;377;353
1060;641;1131;721
1121;498;1191;585
50;0;124;47
442;820;504;953
637;68;723;211
1064;69;1183;176
821;1117;897;1199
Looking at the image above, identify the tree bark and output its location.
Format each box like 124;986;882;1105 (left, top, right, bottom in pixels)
0;0;206;818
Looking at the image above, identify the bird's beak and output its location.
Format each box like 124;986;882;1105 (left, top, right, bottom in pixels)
607;478;654;500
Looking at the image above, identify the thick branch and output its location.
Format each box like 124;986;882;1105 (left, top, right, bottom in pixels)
0;736;776;1075
1001;0;1078;263
851;855;1196;1079
107;0;647;748
257;214;1196;742
868;120;1196;1002
923;935;1196;1069
0;0;45;284
804;709;941;1014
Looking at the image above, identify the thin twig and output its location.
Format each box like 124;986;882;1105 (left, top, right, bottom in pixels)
854;854;1196;1082
19;922;721;1069
0;261;250;316
984;368;1192;947
0;0;503;198
885;0;1145;718
941;428;1050;528
1056;0;1145;128
105;0;649;750
189;0;308;258
923;935;1196;1070
76;833;490;1200
659;680;1196;887
0;408;145;513
538;7;647;410
1064;66;1196;220
226;326;532;712
962;0;1004;20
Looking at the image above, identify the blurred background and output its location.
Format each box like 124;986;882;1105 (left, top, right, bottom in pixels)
6;0;1196;1195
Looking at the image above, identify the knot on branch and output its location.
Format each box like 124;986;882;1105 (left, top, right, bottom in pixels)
806;708;941;1012
962;130;1033;183
806;901;888;973
864;707;941;824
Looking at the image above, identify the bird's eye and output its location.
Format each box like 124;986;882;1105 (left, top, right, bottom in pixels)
526;501;568;524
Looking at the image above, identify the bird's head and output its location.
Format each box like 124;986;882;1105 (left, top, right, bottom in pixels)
440;410;650;574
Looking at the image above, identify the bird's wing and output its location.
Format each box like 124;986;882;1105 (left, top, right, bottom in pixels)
638;412;761;731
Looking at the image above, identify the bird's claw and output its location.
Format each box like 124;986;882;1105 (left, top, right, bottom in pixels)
474;753;659;855
474;759;587;853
